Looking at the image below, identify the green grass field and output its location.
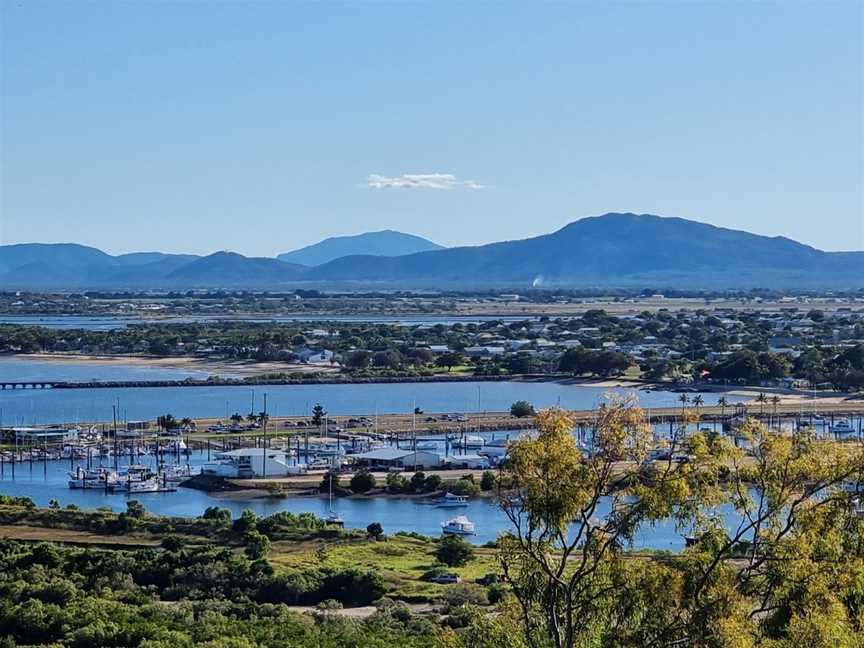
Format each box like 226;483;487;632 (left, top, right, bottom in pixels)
269;533;499;600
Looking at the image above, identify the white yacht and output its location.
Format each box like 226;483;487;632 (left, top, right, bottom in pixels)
450;434;485;449
441;515;475;535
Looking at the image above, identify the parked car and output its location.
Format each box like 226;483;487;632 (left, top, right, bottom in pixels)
430;573;460;584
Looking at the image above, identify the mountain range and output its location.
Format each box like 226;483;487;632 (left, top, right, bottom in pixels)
1;213;861;290
277;230;442;266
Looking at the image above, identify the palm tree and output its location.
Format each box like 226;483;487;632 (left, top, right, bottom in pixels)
756;392;768;419
180;417;193;431
717;396;728;419
770;395;781;428
692;394;704;411
678;393;689;415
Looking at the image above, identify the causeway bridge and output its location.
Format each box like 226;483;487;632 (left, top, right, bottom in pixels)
0;382;56;390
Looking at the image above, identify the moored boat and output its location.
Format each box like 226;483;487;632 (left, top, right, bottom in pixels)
441;515;475;535
436;492;469;508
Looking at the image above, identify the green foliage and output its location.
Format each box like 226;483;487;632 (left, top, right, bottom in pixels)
479;471;497;491
366;522;384;539
242;530;271;560
231;509;257;535
509;400;535;418
0;538;426;647
349;470;376;494
311;403;326;427
435;535;475;567
424;474;443;492
448;478;479;497
200;507;232;523
385;472;409;494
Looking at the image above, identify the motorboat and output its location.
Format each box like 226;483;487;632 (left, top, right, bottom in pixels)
415;441;439;451
441;515;475;535
436;492;469;508
125;476;176;493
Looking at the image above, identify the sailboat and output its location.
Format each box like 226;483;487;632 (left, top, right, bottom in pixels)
325;469;344;526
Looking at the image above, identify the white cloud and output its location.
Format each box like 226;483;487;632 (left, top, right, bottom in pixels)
366;173;485;190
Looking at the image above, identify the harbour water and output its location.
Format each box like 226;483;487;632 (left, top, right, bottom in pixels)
0;376;744;425
0;449;740;549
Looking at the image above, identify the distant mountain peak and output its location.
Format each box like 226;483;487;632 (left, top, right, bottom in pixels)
277;230;443;266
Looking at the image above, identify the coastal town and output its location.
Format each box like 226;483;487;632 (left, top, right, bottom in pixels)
2;0;862;644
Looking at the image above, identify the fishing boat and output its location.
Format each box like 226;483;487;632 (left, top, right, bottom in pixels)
436;492;469;508
441;515;475;535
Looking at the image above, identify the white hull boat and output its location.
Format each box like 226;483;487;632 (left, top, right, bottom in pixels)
442;515;475;535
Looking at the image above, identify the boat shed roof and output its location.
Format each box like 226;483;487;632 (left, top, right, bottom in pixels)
353;448;416;461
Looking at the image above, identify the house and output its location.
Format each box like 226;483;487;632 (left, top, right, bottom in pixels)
353;448;442;470
464;346;506;358
295;347;335;364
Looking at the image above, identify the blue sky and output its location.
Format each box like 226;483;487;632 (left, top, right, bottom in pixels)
1;1;862;256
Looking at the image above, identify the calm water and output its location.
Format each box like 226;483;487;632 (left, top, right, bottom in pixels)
0;357;207;383
0;377;743;425
0;450;739;549
0;314;537;330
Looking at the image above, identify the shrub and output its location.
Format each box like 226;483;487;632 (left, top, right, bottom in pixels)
448;478;479;497
262;482;286;498
367;522;384;539
510;400;536;418
480;470;497;491
319;471;340;493
201;506;232;523
125;500;147;519
410;471;427;491
350;470;377;493
244;530;272;560
435;535;475;567
232;509;258;534
487;583;506;604
424;474;443;492
386;472;409;494
444;583;488;607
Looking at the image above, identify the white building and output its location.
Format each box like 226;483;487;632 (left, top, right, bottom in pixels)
5;427;79;444
353;448;443;470
203;447;306;478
